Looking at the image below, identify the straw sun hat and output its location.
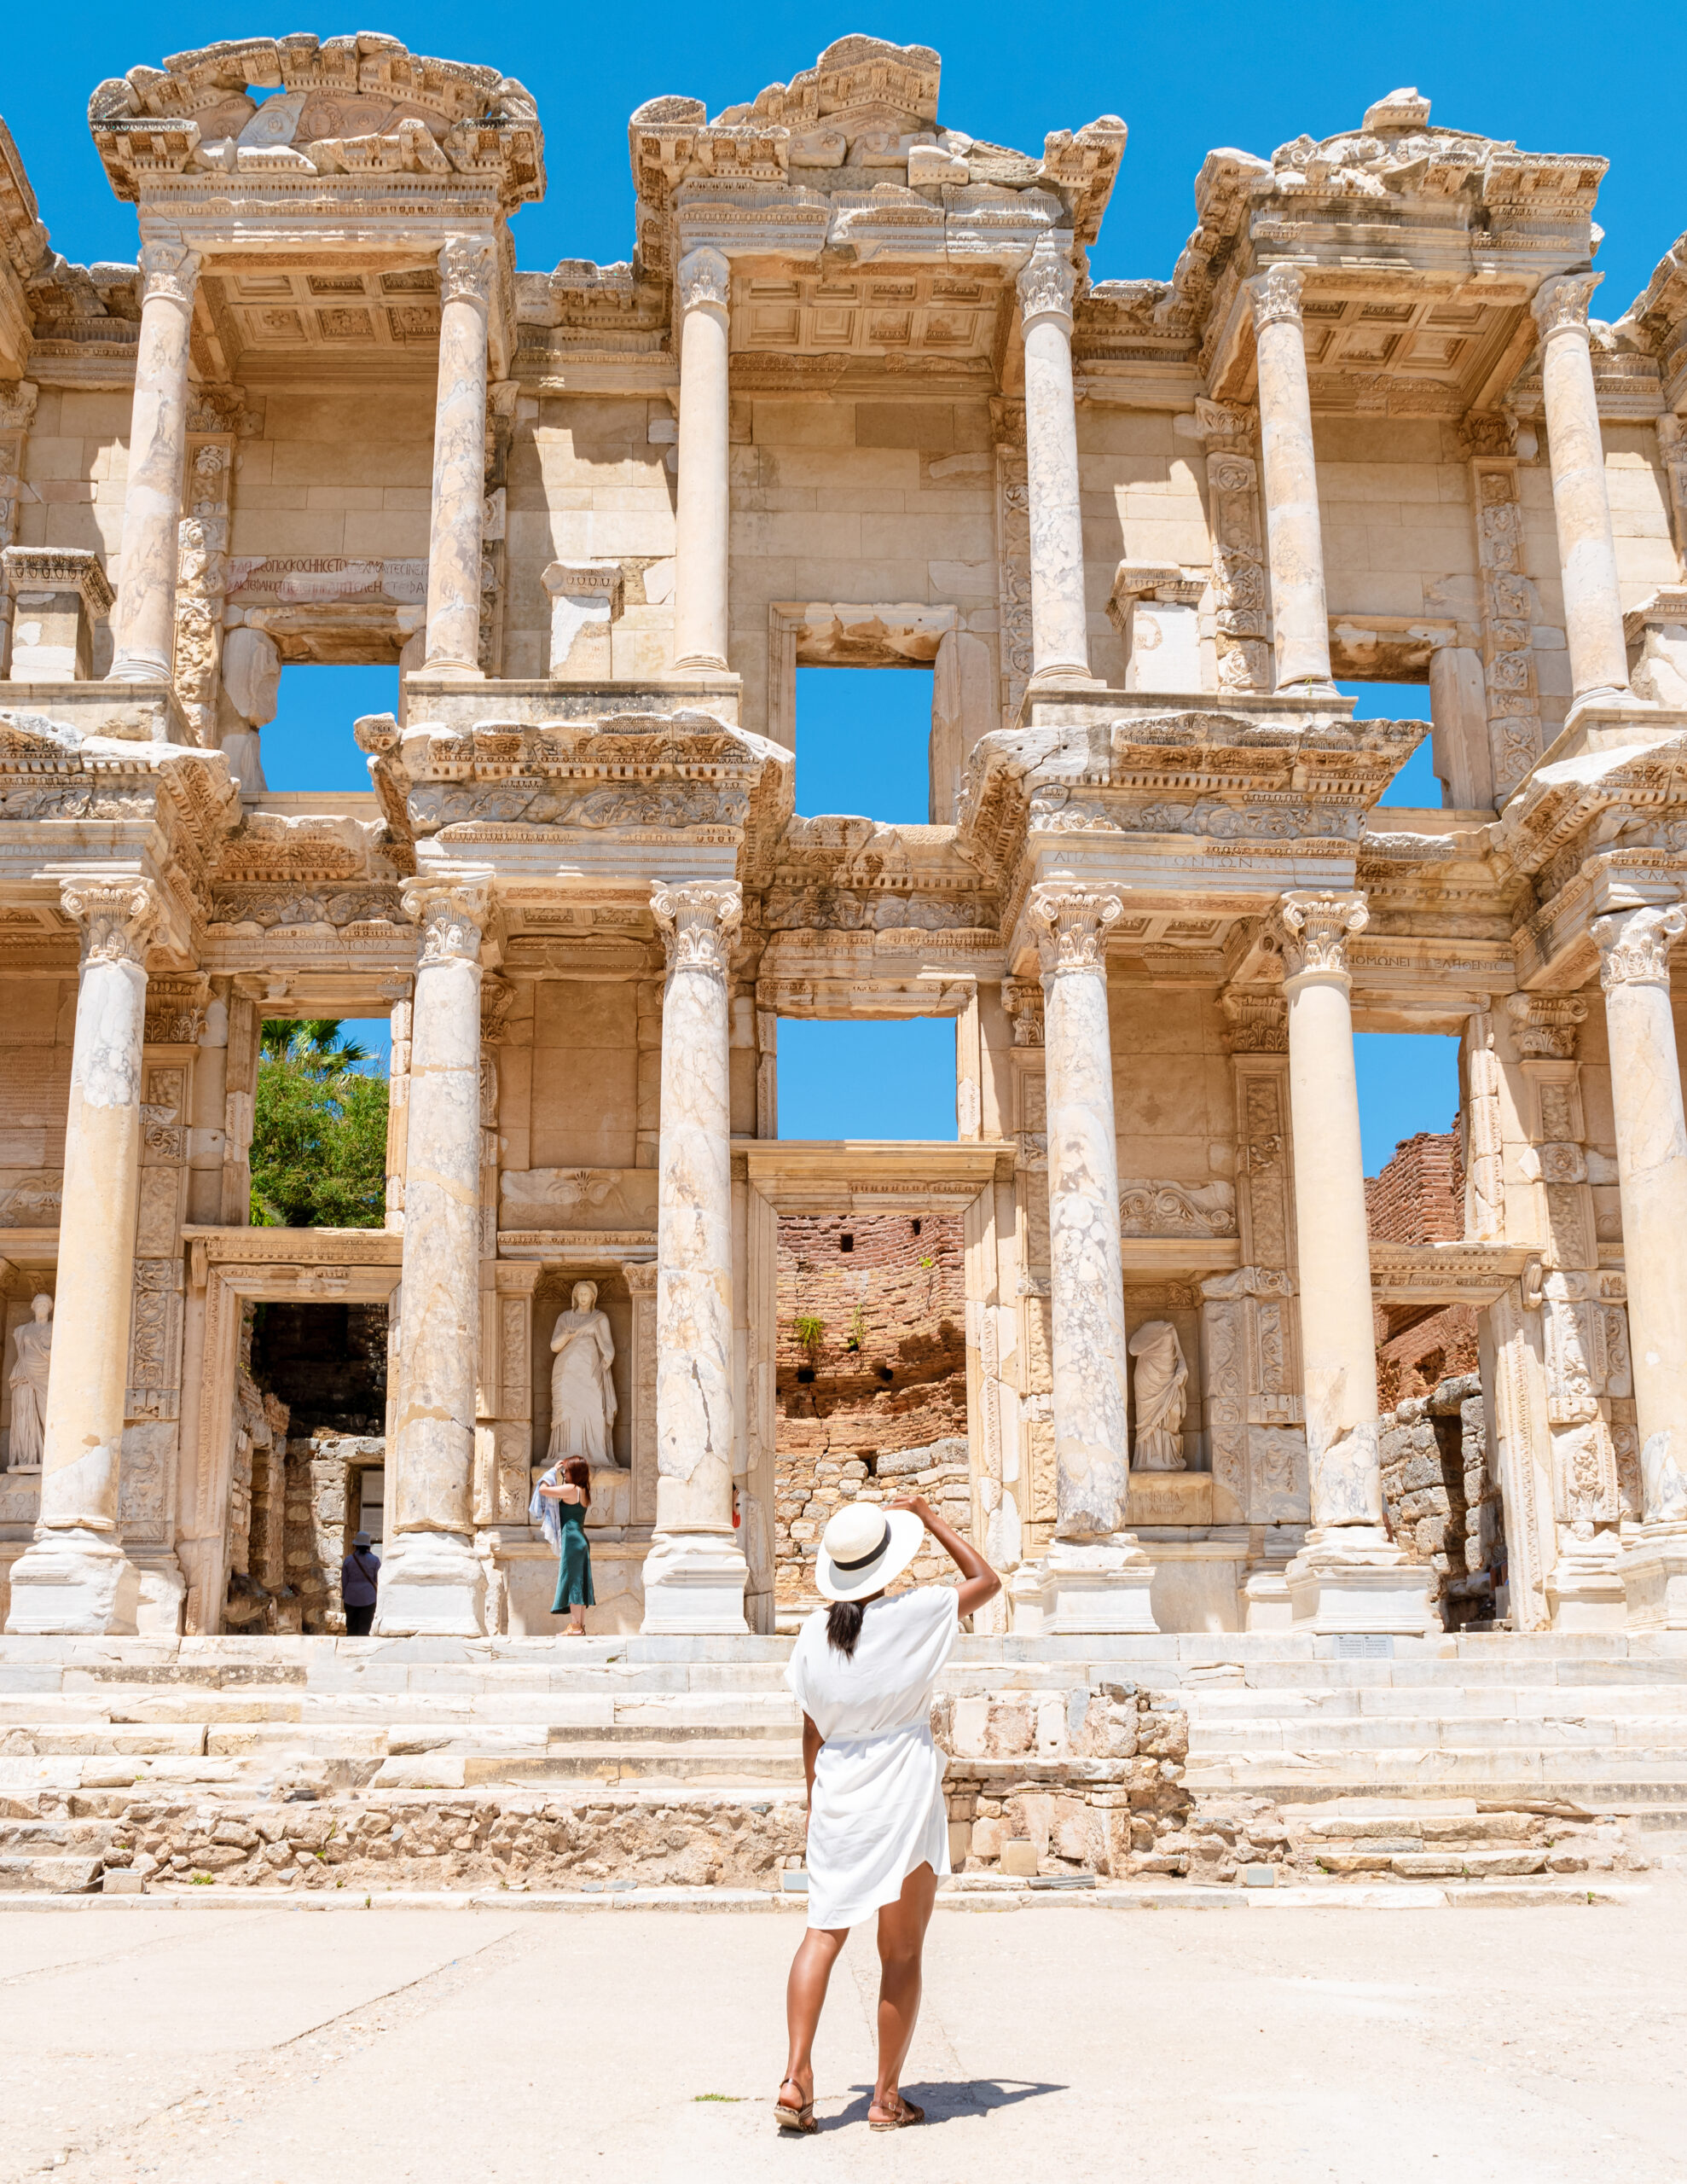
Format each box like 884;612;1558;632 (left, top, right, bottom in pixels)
815;1502;926;1603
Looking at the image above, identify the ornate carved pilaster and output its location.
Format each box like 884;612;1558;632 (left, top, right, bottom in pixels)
1506;992;1587;1060
1001;976;1045;1046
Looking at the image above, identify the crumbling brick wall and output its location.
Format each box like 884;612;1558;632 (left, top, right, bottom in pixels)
1379;1373;1506;1628
1365;1126;1464;1243
774;1212;971;1619
1366;1124;1481;1409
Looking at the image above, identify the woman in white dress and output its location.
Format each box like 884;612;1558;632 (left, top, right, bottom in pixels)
775;1491;1000;2135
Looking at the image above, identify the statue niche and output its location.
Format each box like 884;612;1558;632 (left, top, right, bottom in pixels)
6;1294;53;1471
547;1280;622;1468
1128;1319;1187;1472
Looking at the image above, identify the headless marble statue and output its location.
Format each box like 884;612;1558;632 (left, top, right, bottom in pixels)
547;1280;618;1466
7;1294;53;1470
1128;1319;1187;1472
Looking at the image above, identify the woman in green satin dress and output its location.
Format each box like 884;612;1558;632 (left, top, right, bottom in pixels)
534;1455;594;1635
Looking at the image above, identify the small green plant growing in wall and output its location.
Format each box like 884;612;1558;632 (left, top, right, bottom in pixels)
845;1306;868;1353
793;1314;824;1359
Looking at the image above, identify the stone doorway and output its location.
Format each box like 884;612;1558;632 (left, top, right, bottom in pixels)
773;1208;972;1628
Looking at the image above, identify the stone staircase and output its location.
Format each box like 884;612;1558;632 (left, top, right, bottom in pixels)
0;1631;1681;1894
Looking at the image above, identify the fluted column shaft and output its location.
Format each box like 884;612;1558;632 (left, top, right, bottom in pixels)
375;873;492;1635
672;248;732;673
1277;892;1384;1525
1247;266;1333;691
1592;905;1687;1521
641;881;748;1633
108;243;198;682
421;238;494;679
4;880;157;1633
1533;274;1629;706
1030;885;1130;1535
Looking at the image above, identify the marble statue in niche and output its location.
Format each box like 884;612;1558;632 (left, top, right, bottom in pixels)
1129;1320;1187;1471
7;1294;53;1470
547;1281;620;1467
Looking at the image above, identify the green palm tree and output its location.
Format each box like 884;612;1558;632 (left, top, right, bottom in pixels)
259;1019;374;1077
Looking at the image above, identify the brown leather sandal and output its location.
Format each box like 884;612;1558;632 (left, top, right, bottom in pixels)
775;2078;817;2133
868;2099;925;2131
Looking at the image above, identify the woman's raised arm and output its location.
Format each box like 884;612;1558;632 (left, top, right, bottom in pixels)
890;1494;1000;1620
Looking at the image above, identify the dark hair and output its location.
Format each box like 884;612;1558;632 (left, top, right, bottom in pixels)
563;1456;591;1508
826;1600;866;1658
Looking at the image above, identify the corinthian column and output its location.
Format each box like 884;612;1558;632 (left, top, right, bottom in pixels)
672;247;732;673
1017;237;1091;683
374;873;493;1635
641;880;749;1633
108;241;199;682
1246;266;1335;693
1020;883;1155;1633
421;237;494;679
1273;891;1434;1634
1591;903;1687;1625
4;880;157;1632
1532;274;1629;708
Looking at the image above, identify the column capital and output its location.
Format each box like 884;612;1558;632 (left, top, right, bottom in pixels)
1016;235;1076;328
1220;987;1288;1054
1272;890;1367;982
402;872;494;965
59;876;159;967
1246;263;1306;332
1000;976;1045;1045
652;880;742;975
1505;990;1587;1058
438;235;496;311
676;246;732;317
1530;270;1602;344
1028;882;1122;974
1592;902;1685;990
137;239;200;309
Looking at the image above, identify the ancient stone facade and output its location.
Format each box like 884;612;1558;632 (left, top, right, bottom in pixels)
0;35;1684;1653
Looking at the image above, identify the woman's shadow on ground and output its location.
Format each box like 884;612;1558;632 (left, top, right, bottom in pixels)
827;2079;1064;2129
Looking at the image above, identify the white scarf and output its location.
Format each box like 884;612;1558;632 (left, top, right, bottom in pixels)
529;1462;564;1552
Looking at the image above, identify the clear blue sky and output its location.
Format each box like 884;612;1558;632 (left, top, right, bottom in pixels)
32;0;1616;1167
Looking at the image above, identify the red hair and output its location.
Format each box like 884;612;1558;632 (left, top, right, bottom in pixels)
563;1456;591;1508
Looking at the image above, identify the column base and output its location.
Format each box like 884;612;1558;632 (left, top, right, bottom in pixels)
131;1550;187;1635
639;1531;749;1635
1620;1524;1687;1629
372;1531;487;1638
1545;1534;1628;1633
3;1527;142;1635
1285;1529;1437;1637
1027;1535;1159;1636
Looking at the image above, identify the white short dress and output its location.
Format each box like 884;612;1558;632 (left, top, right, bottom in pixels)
785;1585;960;1931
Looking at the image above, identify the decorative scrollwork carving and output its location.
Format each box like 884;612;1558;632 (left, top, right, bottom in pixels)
1016;235;1076;326
676;246;732;316
651;880;742;975
137;239;200;309
1530;271;1601;342
438;236;496;310
1027;883;1122;974
1591;903;1686;990
1245;263;1305;331
60;877;159;966
1272;890;1366;981
401;874;493;965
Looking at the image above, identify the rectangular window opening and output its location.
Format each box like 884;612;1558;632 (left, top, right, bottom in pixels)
1336;678;1441;810
795;665;934;825
776;1018;958;1141
241;663;399;794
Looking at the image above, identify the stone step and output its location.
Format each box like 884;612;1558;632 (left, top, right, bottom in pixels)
1188;1716;1687;1751
0;1817;117;1855
0;1853;102;1893
1181;1686;1687;1720
365;1744;803;1791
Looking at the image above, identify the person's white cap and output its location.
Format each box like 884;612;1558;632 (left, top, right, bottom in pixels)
815;1502;925;1603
